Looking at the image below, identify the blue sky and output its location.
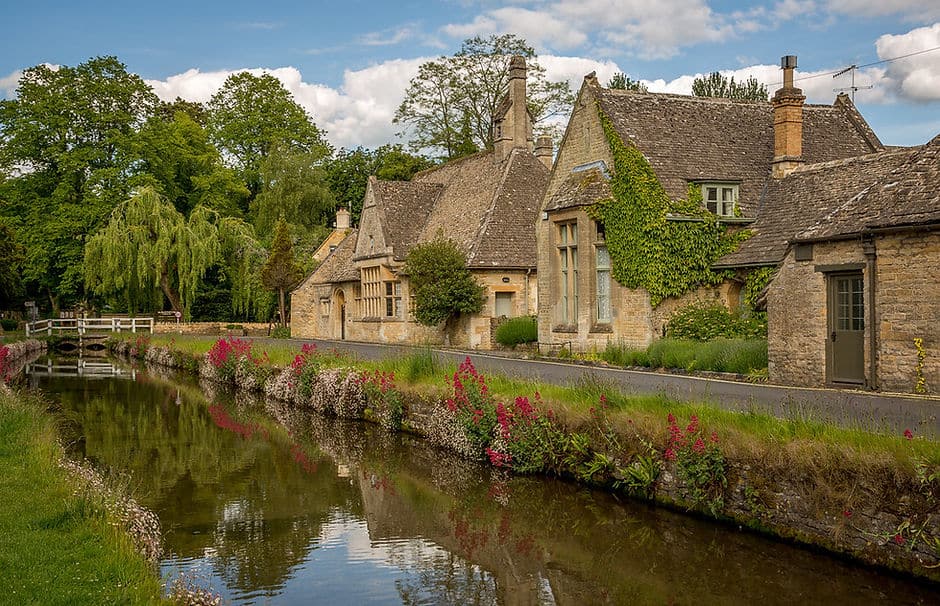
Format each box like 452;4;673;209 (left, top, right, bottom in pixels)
2;1;939;148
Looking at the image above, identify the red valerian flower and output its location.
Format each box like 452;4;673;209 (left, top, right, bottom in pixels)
664;447;677;461
894;533;905;546
692;437;706;454
903;429;914;440
842;510;852;518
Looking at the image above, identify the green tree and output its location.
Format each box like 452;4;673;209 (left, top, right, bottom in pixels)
156;97;208;126
252;145;334;237
608;72;648;92
404;235;483;332
84;187;264;318
132;111;248;217
0;56;158;312
207;72;331;199
394;34;574;160
325;145;434;225
692;72;768;101
261;218;304;327
0;221;24;308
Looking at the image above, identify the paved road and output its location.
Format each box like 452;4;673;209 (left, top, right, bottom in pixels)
246;336;940;438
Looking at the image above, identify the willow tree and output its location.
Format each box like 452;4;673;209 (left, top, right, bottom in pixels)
84;187;264;318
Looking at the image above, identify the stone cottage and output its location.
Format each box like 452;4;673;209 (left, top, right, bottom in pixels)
742;136;939;391
291;56;551;349
537;56;882;354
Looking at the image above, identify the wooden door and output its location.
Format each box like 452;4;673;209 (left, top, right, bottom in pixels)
827;273;865;384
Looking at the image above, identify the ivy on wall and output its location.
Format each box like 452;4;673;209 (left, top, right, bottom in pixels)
591;109;751;306
743;266;776;311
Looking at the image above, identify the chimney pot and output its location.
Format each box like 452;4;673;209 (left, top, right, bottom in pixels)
535;136;553;170
335;208;350;230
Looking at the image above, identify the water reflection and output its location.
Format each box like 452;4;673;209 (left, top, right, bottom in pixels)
30;359;940;605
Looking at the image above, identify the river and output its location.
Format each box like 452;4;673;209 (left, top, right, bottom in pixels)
25;355;940;605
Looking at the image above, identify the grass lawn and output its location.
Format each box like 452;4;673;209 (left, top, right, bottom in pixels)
0;389;166;605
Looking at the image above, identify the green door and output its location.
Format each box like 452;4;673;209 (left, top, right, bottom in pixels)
828;274;865;384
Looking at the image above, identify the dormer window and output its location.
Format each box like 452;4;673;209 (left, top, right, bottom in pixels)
701;184;738;217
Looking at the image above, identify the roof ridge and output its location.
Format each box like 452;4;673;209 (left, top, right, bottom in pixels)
789;147;918;176
833;93;883;152
412;149;494;180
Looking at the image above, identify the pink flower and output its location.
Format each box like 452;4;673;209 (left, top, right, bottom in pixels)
709;431;719;444
903;429;914;440
692;437;706;454
667;413;677;425
894;533;905;546
686;415;699;435
664;447;677;461
842;510;852;518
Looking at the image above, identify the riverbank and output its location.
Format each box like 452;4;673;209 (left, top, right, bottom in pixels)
111;334;940;584
0;384;167;604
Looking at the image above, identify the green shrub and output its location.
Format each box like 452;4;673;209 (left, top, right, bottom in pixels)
271;326;290;339
599;341;647;366
403;348;437;382
602;337;767;374
494;316;538;348
666;302;766;341
0;319;18;331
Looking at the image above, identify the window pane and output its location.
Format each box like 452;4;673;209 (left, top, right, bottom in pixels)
558;225;567;245
596;246;610;270
570;224;578;244
495;292;512;317
707;187;718;201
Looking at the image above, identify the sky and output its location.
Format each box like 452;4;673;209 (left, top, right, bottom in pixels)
2;1;939;149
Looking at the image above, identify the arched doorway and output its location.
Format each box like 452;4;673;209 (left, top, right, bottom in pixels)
333;290;346;340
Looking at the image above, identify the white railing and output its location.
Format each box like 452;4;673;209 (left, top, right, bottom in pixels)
25;317;154;337
26;359;134;379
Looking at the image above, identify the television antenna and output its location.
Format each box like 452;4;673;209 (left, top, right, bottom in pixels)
832;65;873;103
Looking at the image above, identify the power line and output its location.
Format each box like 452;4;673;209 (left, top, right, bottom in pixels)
767;44;940;87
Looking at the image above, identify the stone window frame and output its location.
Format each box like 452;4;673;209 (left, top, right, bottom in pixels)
360;265;382;318
555;219;579;325
384;280;403;319
698;182;740;217
594;220;612;324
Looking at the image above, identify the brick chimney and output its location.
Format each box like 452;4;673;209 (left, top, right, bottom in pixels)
335;207;350;230
772;55;805;178
494;55;533;161
535;136;553;169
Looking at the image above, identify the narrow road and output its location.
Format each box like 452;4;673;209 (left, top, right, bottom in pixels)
249;336;940;437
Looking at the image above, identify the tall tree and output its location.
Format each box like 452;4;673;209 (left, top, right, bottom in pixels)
261;218;304;327
0;56;158;312
207;72;331;199
132;111;248;218
403;235;483;337
692;72;768;101
252;145;334;238
0;221;24;308
394;34;574;160
84;187;264;319
608;72;648;92
325;145;434;225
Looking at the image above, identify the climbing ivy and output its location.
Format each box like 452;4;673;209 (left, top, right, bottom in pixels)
591;109;750;306
743;266;776;311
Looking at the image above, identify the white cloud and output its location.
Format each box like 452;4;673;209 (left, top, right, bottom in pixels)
875;23;940;102
0;69;23;98
826;0;940;21
358;26;417;47
443;0;734;59
145;59;430;150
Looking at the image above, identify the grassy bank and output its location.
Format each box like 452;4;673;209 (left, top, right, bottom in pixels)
0;388;167;605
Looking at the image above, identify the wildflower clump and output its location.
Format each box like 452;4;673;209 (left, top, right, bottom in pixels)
201;337;271;390
665;413;727;516
359;370;405;430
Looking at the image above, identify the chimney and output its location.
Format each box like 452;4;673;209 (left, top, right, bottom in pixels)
495;55;534;161
535;136;553;170
335;207;350;230
772;55;805;178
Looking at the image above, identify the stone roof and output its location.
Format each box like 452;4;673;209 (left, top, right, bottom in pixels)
469;149;550;267
594;88;883;217
795;134;940;242
715;149;916;268
370;180;443;258
308;229;359;284
413;149;548;268
544;167;612;212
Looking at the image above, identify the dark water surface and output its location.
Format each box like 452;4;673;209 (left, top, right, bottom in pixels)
27;356;940;605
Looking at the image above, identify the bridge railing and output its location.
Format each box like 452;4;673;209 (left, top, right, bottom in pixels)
25;317;155;337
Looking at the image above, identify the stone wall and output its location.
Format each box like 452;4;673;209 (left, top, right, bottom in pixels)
153;322;273;336
768;230;940;393
875;231;940;393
